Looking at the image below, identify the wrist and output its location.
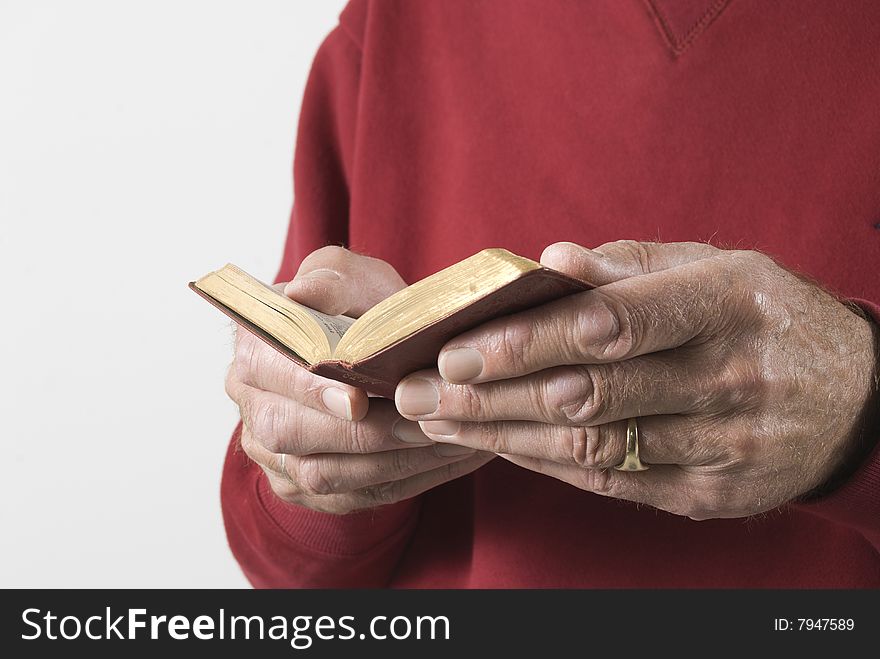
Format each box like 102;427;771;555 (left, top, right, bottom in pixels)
802;306;880;500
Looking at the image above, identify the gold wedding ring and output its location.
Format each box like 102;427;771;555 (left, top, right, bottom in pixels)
614;418;649;472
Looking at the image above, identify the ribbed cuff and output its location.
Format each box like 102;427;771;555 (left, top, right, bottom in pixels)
793;440;880;533
255;472;420;557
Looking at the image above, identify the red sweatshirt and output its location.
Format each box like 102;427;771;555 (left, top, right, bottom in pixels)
221;0;880;587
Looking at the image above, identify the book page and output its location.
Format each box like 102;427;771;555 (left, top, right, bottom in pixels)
296;305;356;352
198;265;358;361
334;249;543;362
243;272;356;351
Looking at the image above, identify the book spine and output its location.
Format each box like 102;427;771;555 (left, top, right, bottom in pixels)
310;363;398;399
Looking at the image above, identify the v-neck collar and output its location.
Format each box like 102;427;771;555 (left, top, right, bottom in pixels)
644;0;733;57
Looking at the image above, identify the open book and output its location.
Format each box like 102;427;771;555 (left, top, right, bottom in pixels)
190;249;591;397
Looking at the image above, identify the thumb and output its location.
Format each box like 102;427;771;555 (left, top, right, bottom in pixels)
283;246;407;317
540;240;720;286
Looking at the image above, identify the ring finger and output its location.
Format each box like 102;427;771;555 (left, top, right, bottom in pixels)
419;414;724;469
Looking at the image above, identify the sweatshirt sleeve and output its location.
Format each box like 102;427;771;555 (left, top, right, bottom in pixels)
222;425;420;588
220;5;422;588
792;298;880;549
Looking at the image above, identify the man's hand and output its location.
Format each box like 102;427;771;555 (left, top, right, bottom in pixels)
395;241;879;520
225;247;493;515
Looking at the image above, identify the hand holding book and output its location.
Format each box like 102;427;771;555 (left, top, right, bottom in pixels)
192;248;591;397
198;240;880;522
216;247;501;515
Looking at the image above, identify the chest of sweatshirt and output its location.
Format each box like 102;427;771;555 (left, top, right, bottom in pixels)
339;0;880;298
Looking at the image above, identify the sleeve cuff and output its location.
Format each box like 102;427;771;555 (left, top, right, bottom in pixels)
223;423;420;559
255;470;420;557
792;439;880;537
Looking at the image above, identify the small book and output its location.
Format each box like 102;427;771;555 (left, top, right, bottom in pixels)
190;249;591;397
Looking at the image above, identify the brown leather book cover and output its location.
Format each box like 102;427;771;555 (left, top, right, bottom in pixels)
190;268;590;398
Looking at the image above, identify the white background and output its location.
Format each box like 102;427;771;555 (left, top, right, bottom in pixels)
0;0;348;587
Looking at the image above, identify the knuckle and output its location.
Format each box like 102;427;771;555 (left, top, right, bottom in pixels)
723;251;780;316
262;352;295;392
562;425;589;465
714;251;758;298
345;419;376;453
240;336;296;393
713;354;768;410
283;364;318;400
267;479;299;504
723;430;762;466
610;240;655;274
372;258;406;288
453;386;485;420
578;297;635;362
726;249;771;270
578;467;615;497
682;423;720;465
369;480;401;506
684;240;720;255
490;317;533;373
249;398;286;452
223;363;239;400
568;425;622;469
700;483;730;517
295;456;335;496
679;493;707;521
743;249;775;269
544;367;603;425
303;377;328;407
562;426;598;469
259;465;299;502
388;448;411;477
235;388;255;424
683;476;730;520
742;289;778;330
603;307;636;361
495;318;533;372
475;422;507;454
238;428;260;460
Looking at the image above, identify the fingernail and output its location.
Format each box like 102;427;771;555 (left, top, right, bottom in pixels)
392;418;432;444
300;268;340;281
434;444;475;457
439;348;483;382
321;387;352;420
395;378;439;416
421;420;461;437
541;242;601;268
559;241;602;256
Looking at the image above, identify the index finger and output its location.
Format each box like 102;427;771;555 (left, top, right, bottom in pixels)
232;325;369;421
437;253;743;384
